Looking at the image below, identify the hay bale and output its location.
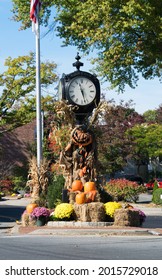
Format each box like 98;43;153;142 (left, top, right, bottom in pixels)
21;212;36;227
68;191;77;204
73;202;105;222
114;208;140;227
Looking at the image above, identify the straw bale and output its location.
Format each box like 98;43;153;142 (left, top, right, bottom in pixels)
114;208;140;227
21;212;36;227
73;202;105;222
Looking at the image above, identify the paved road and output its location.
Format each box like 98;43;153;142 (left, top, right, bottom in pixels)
0;205;25;222
0;235;162;260
0;197;29;222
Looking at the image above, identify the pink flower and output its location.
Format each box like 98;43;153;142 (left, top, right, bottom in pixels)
31;207;50;218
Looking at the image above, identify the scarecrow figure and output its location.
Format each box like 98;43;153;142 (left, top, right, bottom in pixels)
60;125;97;188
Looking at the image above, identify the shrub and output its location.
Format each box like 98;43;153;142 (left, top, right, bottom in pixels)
104;179;146;203
152;188;162;205
12;176;27;193
0;179;14;195
104;201;122;218
47;174;65;208
153;180;159;193
54;203;74;220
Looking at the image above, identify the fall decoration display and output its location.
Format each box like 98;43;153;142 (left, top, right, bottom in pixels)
26;203;38;214
75;192;86;204
71;180;83;191
84;181;96;192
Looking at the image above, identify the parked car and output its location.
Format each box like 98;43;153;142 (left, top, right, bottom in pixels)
145;178;162;190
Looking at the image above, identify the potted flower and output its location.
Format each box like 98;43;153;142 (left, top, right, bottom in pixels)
133;208;146;226
31;207;50;226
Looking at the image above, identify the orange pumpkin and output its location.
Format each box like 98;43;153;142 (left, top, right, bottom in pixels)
26;203;38;214
75;192;86;204
84;181;96;192
71;180;83;191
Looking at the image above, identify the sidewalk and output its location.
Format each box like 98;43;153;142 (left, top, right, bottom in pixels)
1;195;162;237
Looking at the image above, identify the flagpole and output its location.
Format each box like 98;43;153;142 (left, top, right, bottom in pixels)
35;5;42;169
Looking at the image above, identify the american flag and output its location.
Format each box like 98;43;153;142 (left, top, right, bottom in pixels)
30;0;41;33
30;0;40;23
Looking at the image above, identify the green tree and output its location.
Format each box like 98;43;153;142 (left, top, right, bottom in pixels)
96;100;144;176
0;52;58;132
143;110;157;123
128;123;162;176
11;0;162;91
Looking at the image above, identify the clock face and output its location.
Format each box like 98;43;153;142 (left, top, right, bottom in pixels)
68;76;96;106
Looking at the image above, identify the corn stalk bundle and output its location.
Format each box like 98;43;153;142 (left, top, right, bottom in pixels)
26;156;49;200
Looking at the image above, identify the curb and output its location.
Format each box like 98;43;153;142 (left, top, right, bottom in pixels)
47;221;113;227
8;222;162;237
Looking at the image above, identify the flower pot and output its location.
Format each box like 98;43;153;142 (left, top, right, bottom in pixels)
36;216;46;227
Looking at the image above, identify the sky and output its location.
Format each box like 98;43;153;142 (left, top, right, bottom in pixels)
1;0;162;114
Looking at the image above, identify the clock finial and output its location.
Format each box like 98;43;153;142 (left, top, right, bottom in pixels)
73;53;84;70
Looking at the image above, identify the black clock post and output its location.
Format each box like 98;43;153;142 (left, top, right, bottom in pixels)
58;53;100;123
58;54;101;204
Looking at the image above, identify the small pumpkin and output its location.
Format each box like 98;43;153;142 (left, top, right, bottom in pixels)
75;192;86;204
84;181;96;192
71;180;83;191
26;203;38;214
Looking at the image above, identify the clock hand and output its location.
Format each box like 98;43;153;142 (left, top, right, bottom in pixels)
79;83;86;103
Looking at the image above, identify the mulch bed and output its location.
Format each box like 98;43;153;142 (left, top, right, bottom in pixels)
18;226;42;234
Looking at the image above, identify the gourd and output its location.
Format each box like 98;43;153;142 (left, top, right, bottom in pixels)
84;181;96;192
71;180;83;191
75;192;86;204
26;203;38;214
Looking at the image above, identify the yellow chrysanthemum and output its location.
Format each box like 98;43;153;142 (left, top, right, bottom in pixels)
104;202;122;218
54;203;74;219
